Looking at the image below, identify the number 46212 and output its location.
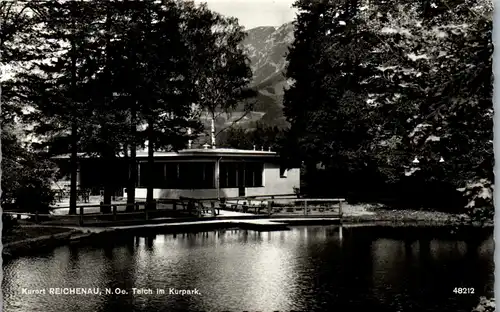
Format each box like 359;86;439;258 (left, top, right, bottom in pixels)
453;287;475;294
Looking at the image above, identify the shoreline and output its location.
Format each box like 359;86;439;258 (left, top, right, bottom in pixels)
2;209;492;260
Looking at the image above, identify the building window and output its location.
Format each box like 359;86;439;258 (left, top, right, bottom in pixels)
164;163;180;188
138;162;215;189
178;162;215;189
280;165;288;178
220;162;263;188
245;162;263;187
220;163;238;188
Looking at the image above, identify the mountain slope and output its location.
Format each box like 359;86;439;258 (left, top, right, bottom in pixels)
240;22;295;128
244;23;294;87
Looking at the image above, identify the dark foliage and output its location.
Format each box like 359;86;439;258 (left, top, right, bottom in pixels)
2;214;19;238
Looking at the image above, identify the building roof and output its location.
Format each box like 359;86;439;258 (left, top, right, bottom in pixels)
52;147;278;159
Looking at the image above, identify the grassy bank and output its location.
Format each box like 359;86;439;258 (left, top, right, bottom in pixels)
3;226;75;245
342;203;492;227
3;226;84;260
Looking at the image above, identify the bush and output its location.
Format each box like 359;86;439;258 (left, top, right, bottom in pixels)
458;178;494;225
2;214;19;237
472;297;495;312
1;132;57;214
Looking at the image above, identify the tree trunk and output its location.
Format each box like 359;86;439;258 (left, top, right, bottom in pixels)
102;149;113;208
69;16;78;215
102;3;113;211
127;9;138;210
127;104;137;210
123;143;131;210
146;118;155;209
101;124;112;208
69;122;78;215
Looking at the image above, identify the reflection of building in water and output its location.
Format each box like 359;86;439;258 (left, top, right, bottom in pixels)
145;236;155;249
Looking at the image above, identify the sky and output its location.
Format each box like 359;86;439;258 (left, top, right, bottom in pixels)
193;0;298;30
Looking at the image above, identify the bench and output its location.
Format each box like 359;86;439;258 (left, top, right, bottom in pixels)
78;189;90;203
179;197;219;217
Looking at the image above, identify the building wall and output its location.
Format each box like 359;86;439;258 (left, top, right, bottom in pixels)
127;162;300;200
258;162;301;196
130;188;219;199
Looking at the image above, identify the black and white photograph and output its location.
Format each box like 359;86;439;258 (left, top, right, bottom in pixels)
0;0;495;311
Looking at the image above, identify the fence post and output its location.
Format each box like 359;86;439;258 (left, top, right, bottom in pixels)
113;205;117;221
145;207;149;220
79;206;84;226
267;201;272;217
304;200;308;216
339;199;345;240
211;201;216;216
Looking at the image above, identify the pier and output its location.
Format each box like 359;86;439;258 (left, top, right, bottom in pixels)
110;219;291;232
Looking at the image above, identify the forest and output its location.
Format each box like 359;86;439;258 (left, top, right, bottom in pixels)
1;0;493;222
221;0;493;219
1;0;254;214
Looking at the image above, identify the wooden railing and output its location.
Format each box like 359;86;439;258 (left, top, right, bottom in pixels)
268;198;345;217
178;195;345;218
4;197;218;226
4;200;182;226
3;195;345;226
4;202;150;226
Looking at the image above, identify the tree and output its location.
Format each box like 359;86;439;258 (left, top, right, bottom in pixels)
0;0;37;63
217;127;252;149
218;122;287;157
1;125;57;213
362;0;493;212
180;2;255;146
122;1;256;206
1;1;58;213
284;0;493;214
76;1;137;208
284;0;380;196
103;1;150;208
19;0;107;214
118;1;202;208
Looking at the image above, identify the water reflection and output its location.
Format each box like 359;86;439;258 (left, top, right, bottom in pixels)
3;226;493;312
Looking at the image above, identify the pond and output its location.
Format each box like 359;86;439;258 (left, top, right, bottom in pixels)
3;225;494;312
